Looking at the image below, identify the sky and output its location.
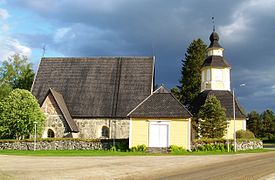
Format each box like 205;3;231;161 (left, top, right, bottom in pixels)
0;0;275;113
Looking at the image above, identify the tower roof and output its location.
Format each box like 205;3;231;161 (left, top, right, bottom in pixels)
202;56;230;68
208;31;223;48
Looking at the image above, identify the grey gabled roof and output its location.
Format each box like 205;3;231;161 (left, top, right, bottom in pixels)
193;90;246;119
32;56;154;118
128;86;192;118
42;89;79;132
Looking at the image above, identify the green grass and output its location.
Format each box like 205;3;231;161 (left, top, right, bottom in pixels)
0;150;149;156
0;149;272;156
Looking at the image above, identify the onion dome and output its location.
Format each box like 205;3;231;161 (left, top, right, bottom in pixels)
208;31;223;48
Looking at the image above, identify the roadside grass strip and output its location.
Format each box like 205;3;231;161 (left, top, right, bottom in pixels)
0;148;272;156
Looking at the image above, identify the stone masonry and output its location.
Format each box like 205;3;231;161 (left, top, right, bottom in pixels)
41;93;129;139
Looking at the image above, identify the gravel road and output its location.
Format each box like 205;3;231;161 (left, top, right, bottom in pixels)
0;151;275;179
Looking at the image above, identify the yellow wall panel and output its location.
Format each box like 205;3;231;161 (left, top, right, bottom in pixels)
225;119;246;139
170;120;189;148
130;118;190;149
130;118;149;147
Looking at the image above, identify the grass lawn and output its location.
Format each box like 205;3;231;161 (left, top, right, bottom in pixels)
0;149;272;156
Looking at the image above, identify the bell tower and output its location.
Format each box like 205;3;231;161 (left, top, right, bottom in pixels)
201;31;231;91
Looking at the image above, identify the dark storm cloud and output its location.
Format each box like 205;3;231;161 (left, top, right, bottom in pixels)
10;0;275;112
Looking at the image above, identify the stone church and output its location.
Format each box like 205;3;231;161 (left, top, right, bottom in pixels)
32;56;156;139
31;30;246;144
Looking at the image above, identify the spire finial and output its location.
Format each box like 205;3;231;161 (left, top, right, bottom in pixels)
42;45;46;57
212;16;215;32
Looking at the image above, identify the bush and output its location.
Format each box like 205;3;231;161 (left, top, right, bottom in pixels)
130;144;147;152
169;145;186;152
236;130;255;139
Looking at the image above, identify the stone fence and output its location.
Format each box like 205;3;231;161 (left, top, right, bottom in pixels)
0;139;128;151
192;139;263;151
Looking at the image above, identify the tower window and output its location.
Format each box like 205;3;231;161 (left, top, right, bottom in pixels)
47;129;55;138
206;69;210;81
102;126;109;138
213;69;223;81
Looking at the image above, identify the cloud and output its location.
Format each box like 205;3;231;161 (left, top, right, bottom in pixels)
54;27;75;43
0;8;31;61
0;37;32;61
6;0;275;112
0;8;9;19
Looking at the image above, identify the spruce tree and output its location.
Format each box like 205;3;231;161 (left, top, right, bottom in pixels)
261;109;275;139
198;95;227;138
247;111;262;138
179;39;207;112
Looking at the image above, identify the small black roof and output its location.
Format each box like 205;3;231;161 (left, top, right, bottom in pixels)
128;86;192;118
208;31;223;48
193;90;246;119
202;56;231;68
32;56;154;118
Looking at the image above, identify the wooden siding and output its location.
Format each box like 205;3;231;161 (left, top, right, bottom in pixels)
130;118;189;149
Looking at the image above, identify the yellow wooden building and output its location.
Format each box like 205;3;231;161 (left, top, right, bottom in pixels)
128;86;192;150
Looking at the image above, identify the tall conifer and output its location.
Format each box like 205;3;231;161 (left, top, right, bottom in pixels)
198;95;227;138
179;39;207;112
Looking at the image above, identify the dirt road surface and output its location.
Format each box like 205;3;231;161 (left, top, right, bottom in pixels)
0;151;275;179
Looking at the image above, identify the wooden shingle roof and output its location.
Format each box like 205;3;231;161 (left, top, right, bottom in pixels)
193;90;246;119
32;56;154;118
202;56;231;68
128;86;192;118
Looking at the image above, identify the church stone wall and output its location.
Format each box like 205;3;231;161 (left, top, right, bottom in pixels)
40;94;130;139
41;94;70;138
74;118;129;139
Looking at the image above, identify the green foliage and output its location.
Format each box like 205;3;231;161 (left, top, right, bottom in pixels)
0;89;45;139
178;39;207;112
130;144;147;152
0;82;12;100
236;130;255;139
109;145;117;152
0;54;34;99
195;143;229;152
170;87;181;100
198;95;227;138
247;111;262;137
169;145;186;152
261;109;275;139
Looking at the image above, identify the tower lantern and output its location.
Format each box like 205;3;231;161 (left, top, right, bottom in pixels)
201;31;231;91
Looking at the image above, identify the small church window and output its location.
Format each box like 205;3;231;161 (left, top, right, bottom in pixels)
47;129;55;138
102;126;109;138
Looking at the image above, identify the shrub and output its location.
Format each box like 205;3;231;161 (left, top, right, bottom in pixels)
169;145;186;152
130;144;147;152
236;130;255;139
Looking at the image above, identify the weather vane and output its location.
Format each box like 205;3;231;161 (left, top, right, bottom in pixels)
212;16;215;32
42;45;47;57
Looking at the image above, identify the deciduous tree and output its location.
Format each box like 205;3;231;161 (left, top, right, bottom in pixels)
0;89;45;140
0;54;34;99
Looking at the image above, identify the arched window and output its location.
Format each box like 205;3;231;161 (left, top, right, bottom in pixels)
47;129;55;138
102;126;109;138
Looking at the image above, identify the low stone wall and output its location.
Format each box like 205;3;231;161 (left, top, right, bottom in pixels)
0;139;128;151
237;140;263;150
192;139;263;151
